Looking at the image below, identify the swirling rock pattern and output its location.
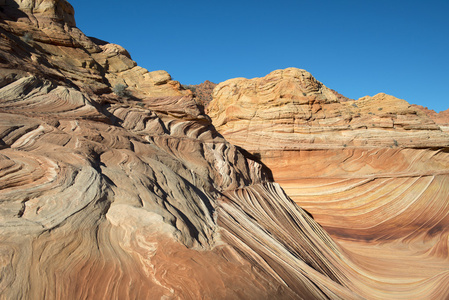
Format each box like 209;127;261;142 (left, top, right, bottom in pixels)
209;68;449;298
0;1;401;299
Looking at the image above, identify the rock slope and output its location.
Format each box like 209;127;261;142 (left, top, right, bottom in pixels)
0;1;400;299
413;105;449;133
208;68;449;299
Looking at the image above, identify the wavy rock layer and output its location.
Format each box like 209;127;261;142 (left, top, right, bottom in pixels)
208;68;447;150
208;68;449;299
0;2;400;299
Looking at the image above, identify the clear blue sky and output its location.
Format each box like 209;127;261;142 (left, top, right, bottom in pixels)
72;0;449;112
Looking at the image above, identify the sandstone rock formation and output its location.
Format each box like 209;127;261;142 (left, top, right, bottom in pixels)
208;68;449;299
0;1;407;299
0;0;186;98
413;105;449;133
208;68;448;151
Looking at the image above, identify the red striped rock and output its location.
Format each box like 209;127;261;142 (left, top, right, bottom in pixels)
208;68;449;299
0;1;380;299
2;0;449;298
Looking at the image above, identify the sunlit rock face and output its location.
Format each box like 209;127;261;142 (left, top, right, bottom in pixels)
208;68;447;150
413;105;449;133
0;1;393;299
209;68;449;299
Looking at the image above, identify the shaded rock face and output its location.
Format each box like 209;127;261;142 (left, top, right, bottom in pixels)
0;2;386;300
7;0;76;26
209;68;449;299
0;0;185;97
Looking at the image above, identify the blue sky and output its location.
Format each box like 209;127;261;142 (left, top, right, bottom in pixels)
73;0;448;112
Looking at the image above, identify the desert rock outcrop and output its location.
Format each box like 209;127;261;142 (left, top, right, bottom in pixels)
208;68;449;299
413;105;449;133
183;80;217;109
0;1;408;299
208;68;448;150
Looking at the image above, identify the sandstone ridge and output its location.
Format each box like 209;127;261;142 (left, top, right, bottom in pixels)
209;68;449;299
0;0;188;99
0;1;399;299
208;68;448;151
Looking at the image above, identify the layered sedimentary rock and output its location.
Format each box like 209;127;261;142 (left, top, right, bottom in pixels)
208;68;449;299
0;0;185;98
208;68;447;150
0;1;407;299
413;105;449;133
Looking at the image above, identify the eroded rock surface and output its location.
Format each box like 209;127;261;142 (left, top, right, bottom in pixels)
208;68;448;150
0;1;394;299
208;68;449;299
413;105;449;133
